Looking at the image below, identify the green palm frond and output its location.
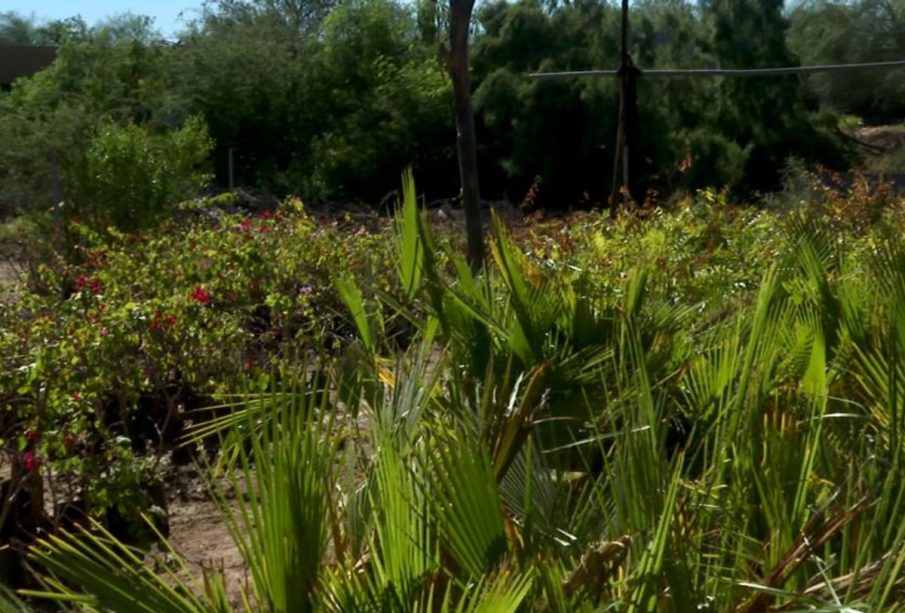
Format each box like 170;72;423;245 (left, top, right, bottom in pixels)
212;383;340;612
424;433;508;579
23;519;217;613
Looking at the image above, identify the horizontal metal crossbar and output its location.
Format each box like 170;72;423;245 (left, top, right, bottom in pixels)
528;59;905;80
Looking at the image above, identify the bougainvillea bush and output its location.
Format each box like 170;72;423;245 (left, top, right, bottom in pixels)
0;199;396;539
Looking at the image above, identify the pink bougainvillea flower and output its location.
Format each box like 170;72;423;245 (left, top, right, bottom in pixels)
191;285;213;305
23;450;38;471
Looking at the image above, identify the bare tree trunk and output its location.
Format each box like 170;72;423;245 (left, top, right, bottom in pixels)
446;0;484;272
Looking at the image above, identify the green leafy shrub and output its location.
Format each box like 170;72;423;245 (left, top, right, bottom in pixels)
72;116;213;231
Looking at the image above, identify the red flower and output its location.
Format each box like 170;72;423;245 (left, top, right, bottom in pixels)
71;392;81;402
25;429;39;442
150;310;164;331
23;450;38;471
75;274;87;291
89;278;102;294
240;219;253;230
151;309;178;331
191;285;213;305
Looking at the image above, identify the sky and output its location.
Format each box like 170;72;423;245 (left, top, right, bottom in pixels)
4;0;206;38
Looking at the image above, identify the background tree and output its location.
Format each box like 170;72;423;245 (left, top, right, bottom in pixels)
788;0;905;123
703;0;847;192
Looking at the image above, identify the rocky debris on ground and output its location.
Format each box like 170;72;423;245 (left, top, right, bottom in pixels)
856;126;905;152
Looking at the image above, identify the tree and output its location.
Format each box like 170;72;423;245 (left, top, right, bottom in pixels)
0;12;87;45
703;0;842;192
789;0;905;123
441;0;484;271
0;11;42;44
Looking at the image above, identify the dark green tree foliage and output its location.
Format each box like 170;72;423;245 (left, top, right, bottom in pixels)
174;0;453;200
702;0;846;192
0;0;873;212
788;0;905;123
0;12;91;45
309;0;453;199
0;12;47;44
472;1;620;205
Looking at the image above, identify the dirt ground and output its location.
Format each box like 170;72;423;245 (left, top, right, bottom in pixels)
167;496;247;603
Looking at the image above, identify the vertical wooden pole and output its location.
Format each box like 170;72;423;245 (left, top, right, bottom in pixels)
611;0;641;210
228;147;235;191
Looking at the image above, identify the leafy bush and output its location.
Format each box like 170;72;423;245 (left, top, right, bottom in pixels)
72;117;213;231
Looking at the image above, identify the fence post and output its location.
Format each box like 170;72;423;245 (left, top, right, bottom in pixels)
228;147;235;191
610;0;642;210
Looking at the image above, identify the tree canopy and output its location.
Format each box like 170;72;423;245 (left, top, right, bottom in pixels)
1;0;902;214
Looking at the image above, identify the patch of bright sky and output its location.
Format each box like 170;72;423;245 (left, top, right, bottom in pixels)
4;0;206;39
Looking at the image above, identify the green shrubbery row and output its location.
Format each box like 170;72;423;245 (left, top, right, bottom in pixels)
4;176;905;608
6;0;904;216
